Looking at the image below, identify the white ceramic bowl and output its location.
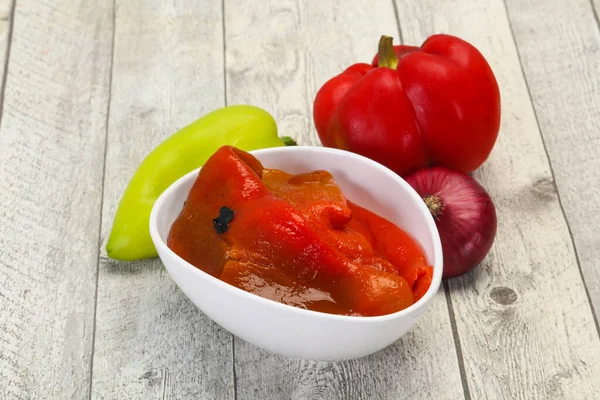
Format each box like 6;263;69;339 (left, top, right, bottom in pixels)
149;146;442;361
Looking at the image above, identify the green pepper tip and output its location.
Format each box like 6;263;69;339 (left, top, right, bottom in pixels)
280;136;298;146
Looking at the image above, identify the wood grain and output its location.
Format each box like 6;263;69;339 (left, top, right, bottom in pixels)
505;0;600;323
225;1;465;399
0;0;113;398
91;1;234;399
393;0;600;398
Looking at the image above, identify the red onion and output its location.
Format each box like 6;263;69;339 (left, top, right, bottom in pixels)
405;167;497;279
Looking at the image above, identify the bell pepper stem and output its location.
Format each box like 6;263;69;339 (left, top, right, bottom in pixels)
280;136;298;146
378;35;399;69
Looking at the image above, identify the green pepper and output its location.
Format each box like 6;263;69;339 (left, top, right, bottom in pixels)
106;104;295;261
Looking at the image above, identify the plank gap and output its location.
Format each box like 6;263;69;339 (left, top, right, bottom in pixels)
222;0;228;107
221;1;236;399
443;281;472;400
591;0;600;29
391;0;404;44
0;0;15;126
87;0;117;398
232;335;237;400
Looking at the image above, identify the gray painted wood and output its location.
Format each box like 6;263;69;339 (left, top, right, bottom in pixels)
0;0;112;398
394;0;600;398
0;1;599;398
91;1;233;399
506;0;600;323
224;1;465;399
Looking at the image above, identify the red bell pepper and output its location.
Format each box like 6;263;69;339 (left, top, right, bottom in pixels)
313;35;501;176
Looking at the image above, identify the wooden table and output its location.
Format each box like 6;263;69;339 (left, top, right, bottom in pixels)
1;0;599;398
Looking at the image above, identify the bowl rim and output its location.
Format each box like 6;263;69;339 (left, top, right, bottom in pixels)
149;145;443;323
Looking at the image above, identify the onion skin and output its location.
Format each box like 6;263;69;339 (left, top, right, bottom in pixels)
405;167;497;279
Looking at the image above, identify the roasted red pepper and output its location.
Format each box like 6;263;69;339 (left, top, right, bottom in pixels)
313;34;501;176
167;146;433;316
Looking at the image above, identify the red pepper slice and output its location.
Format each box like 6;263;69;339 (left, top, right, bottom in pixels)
346;201;433;302
168;146;432;316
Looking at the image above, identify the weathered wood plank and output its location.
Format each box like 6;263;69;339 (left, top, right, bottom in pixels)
506;0;600;324
225;1;465;399
91;1;233;399
0;0;113;398
394;0;600;398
